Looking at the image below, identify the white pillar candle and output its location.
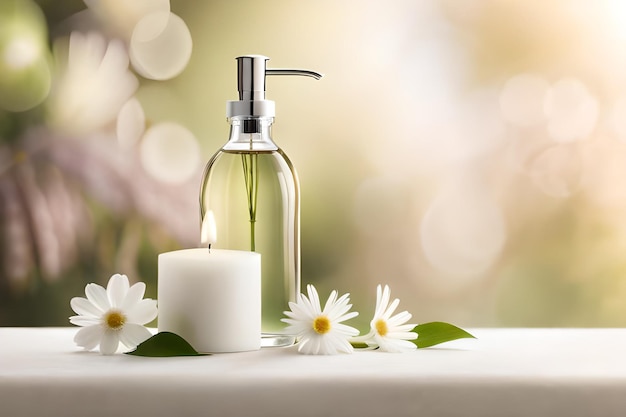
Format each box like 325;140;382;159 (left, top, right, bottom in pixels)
158;248;261;353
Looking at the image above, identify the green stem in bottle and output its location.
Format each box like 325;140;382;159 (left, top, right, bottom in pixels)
241;152;258;251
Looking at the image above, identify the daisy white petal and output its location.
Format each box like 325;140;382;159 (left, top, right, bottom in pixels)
282;284;359;355
376;337;417;353
390;323;417;333
325;293;353;319
322;290;338;314
332;332;354;354
306;337;322;355
335;307;359;323
74;325;105;350
85;283;110;312
100;330;120;355
327;332;355;354
69;316;100;327
285;299;314;321
387;331;418;340
107;274;129;307
334;322;360;336
125;299;158;324
374;284;390;318
306;285;322;315
121;282;146;311
281;320;310;335
70;296;103;317
382;298;400;321
118;323;152;348
388;311;412;326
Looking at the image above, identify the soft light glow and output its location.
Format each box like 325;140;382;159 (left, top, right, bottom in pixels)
83;0;170;41
200;210;217;247
607;0;626;41
544;78;598;143
46;32;138;135
500;73;549;127
529;145;581;198
116;97;145;149
139;122;200;184
420;177;506;282
352;177;411;238
0;7;51;113
0;55;51;112
3;36;40;69
129;12;192;80
456;89;506;159
610;97;626;138
580;140;626;209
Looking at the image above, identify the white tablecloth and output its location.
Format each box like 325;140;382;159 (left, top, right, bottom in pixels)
1;327;626;417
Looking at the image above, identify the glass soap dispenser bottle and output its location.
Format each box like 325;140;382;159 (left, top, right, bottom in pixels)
200;55;322;347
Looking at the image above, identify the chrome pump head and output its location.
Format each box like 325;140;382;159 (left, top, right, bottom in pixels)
226;55;322;119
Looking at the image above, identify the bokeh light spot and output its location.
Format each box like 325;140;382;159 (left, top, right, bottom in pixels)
499;73;549;127
420;178;506;283
610;97;626;139
580;140;626;208
544;78;598;143
352;177;411;238
116;97;145;149
607;0;626;41
129;12;192;81
83;0;170;41
0;57;51;112
3;36;40;70
529;145;582;198
140;122;200;184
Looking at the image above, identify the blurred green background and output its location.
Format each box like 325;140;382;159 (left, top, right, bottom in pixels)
3;0;626;329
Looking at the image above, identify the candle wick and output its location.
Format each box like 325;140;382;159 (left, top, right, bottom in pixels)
208;243;211;254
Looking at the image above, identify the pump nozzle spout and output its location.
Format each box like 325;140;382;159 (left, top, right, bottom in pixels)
229;55;322;118
235;55;322;101
266;69;323;80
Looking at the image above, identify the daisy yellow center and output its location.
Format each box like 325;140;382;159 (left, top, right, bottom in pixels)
375;319;388;336
105;310;126;330
313;316;331;334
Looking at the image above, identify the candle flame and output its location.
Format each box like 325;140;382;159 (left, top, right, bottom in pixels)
201;210;217;249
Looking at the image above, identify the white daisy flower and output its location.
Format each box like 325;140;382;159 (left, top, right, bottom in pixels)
69;273;157;355
282;284;359;355
356;285;417;353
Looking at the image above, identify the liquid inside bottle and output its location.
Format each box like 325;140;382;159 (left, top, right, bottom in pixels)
200;118;300;347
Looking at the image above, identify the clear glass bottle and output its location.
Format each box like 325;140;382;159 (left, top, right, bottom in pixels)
199;56;321;347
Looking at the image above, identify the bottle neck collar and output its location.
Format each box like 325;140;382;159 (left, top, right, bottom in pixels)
224;117;277;152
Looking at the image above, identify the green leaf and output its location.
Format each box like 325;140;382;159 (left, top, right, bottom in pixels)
413;322;476;349
350;341;370;349
125;332;210;357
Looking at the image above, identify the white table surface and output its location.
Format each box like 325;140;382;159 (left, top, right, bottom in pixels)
1;327;626;417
